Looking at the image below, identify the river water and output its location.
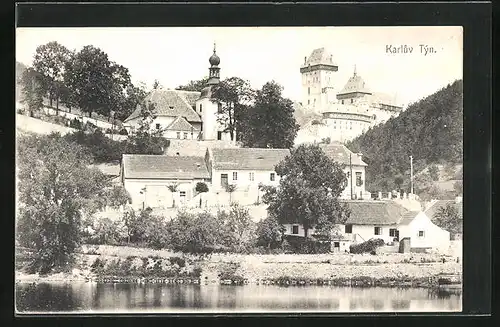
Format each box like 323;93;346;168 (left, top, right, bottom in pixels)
16;282;462;313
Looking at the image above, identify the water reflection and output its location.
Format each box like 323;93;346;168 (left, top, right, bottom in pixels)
16;283;462;313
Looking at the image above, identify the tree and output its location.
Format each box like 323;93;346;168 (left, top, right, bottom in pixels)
433;203;462;235
152;79;161;90
220;204;254;249
104;185;131;209
19;67;45;117
225;184;237;203
394;175;404;191
255;215;285;249
167;183;179;208
195;182;209;208
428;165;440;181
16;133;110;273
117;82;148;121
176;77;209;92
64;45;131;118
262;144;349;238
32;41;72;111
453;180;463;195
243;81;299;148
211;77;255;141
126;101;170;155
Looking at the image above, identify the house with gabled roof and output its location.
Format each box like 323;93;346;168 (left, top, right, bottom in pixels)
121;154;210;209
283;200;450;253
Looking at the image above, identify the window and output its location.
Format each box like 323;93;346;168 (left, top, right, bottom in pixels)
270;173;276;181
308;87;310;95
176;132;181;139
232;172;238;181
356;172;362;186
221;174;228;188
292;225;299;235
217;131;222;140
217;103;223;113
389;229;398;237
334;242;340;248
418;230;425;238
351;99;354;104
341;100;344;104
169;106;174;110
249;172;255;181
308;99;310;105
156;123;160;130
374;227;382;235
345;224;353;234
179;191;186;197
199;104;203;112
183;132;188;139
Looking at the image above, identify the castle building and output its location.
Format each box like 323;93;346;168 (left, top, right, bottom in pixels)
295;48;404;144
123;44;232;142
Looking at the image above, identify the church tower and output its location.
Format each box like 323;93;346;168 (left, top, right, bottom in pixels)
197;43;228;141
300;48;339;115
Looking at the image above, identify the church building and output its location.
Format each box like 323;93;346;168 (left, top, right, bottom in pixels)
123;44;232;142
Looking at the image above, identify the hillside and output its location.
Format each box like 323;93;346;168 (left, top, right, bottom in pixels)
346;80;463;198
16;61;28;103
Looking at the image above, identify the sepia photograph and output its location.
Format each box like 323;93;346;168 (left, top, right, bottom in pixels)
15;26;464;314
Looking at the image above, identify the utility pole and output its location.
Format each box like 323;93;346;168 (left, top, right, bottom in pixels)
410;155;414;195
350;152;353;200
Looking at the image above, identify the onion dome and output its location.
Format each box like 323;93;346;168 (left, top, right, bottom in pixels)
209;43;220;66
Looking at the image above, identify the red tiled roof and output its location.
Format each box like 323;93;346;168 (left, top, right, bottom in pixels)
342;200;409;225
124;89;201;123
122;154;209;180
166;116;198;132
211;148;291;171
319;143;367;166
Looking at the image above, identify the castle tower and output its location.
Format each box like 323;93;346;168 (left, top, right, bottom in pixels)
300;48;339;114
336;65;372;106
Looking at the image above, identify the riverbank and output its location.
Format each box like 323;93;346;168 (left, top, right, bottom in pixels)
16;244;462;288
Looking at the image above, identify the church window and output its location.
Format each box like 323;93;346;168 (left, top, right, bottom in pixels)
217;131;222;140
184;132;188;139
308;87;310;95
176;132;181;139
308;100;310;105
199;104;203;112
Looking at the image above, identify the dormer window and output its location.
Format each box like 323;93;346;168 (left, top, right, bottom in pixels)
169;106;174;110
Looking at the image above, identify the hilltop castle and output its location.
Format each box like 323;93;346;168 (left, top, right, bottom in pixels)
295;48;403;144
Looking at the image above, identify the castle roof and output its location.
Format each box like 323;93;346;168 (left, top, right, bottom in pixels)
303;48;337;67
122;154;209;180
338;70;372;95
124;89;201;123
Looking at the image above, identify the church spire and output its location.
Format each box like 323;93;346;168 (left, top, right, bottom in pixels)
207;42;221;85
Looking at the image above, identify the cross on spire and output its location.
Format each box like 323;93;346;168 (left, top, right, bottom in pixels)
354;64;357;76
213;42;216;53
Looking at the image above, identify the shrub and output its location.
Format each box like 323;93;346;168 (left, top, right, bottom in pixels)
349;238;385;254
255;215;285;249
169;256;186;268
282;235;330;254
105;128;113;134
69;118;83;130
195;182;209;193
83;217;124;245
119;128;128;136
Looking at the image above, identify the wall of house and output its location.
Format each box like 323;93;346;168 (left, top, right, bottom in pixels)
340;224;399;244
340;165;367;199
123;178;208;210
399;212;451;252
211;169;281;192
164;129;198;140
283;223;317;238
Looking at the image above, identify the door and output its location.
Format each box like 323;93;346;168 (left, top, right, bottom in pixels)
221;174;228;189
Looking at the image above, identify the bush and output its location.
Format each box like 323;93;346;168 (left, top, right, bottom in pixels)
349;238;385;254
105;128;113;134
119;128;128;136
82;217;125;245
69;118;83;130
282;235;330;254
169;256;186;268
195;182;209;193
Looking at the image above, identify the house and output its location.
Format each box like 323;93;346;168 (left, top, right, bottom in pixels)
283;200;450;253
207;147;290;204
121;154;210;210
424;198;463;239
123;89;202;140
319;143;370;199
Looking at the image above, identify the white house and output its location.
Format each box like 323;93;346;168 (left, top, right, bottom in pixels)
283;200;450;253
121;154;210;210
319;143;369;199
207;147;290;205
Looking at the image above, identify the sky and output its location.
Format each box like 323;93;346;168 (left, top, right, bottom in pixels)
16;26;462;106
